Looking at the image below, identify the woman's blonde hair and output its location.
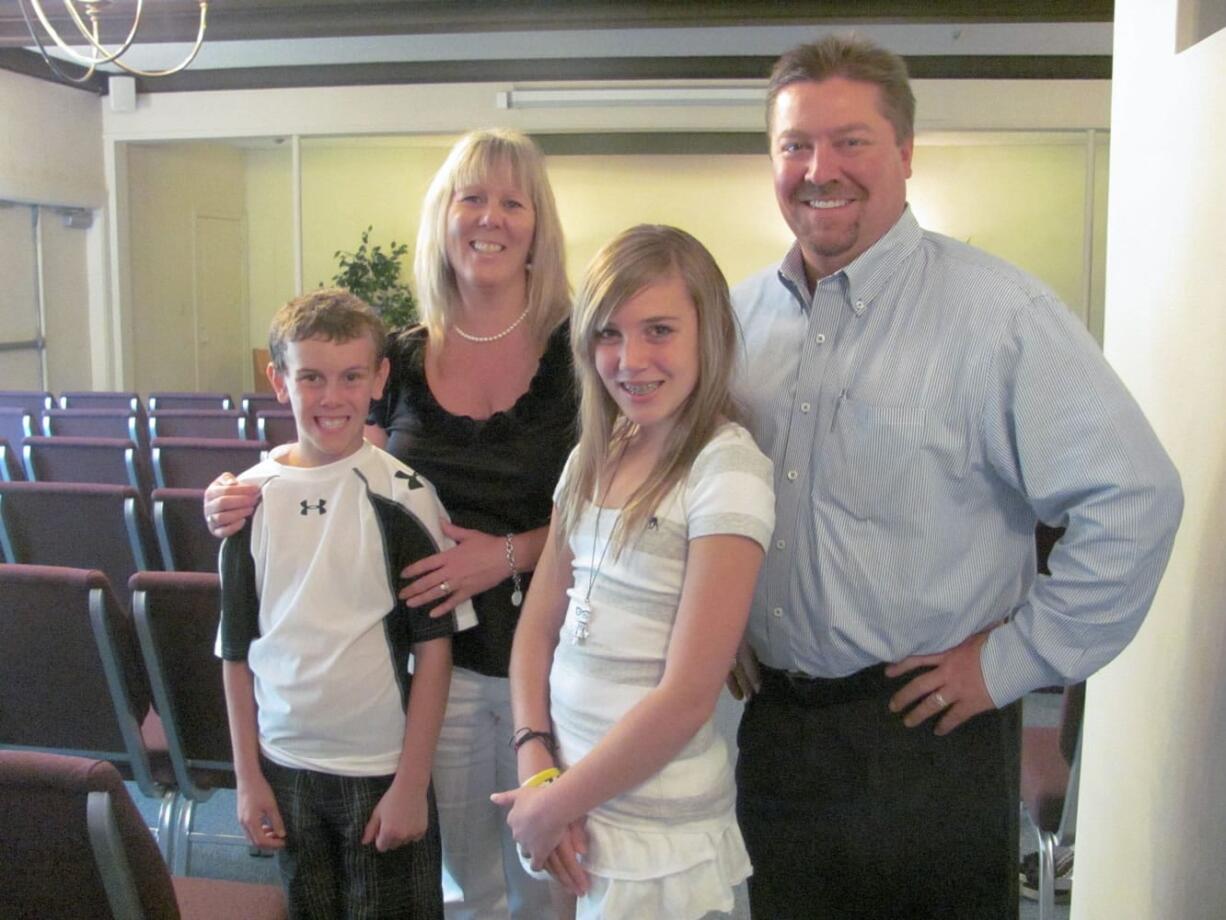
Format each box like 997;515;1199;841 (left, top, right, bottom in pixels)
557;224;742;552
414;128;570;347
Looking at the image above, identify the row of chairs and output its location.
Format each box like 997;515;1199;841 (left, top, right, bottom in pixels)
0;390;294;482
0;481;220;597
2;405;296;445
0;388;279;418
1;432;270;493
0;564;285;916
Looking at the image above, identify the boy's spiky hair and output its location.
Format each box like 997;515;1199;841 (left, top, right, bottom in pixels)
268;288;386;371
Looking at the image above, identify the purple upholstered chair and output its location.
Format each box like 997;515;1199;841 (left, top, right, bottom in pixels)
0;389;54;415
0;750;286;919
23;435;153;498
149;409;246;441
0;437;21;482
0;481;162;601
152;488;221;573
0;407;34;456
255;409;297;447
151;437;268;490
148;391;233;412
131;571;241;874
42;407;143;446
0;564;176;846
241;392;282;434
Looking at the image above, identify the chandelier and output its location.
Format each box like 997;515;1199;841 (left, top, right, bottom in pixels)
18;0;208;83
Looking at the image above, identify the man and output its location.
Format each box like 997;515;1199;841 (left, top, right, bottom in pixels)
732;35;1182;919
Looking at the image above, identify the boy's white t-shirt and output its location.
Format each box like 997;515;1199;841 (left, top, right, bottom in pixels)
216;441;476;777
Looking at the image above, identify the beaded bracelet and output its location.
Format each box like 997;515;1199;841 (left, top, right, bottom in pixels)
510;727;557;757
505;533;524;607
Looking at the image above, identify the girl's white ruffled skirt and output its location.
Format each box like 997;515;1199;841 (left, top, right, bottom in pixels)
574;813;751;920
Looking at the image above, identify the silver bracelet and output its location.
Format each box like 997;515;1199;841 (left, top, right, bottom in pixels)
505;533;524;607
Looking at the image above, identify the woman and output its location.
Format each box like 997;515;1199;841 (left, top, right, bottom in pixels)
205;128;576;919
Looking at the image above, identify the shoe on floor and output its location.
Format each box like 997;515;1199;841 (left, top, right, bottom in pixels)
1020;846;1073;902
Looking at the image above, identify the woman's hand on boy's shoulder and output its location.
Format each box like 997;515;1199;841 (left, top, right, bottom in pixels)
399;521;507;616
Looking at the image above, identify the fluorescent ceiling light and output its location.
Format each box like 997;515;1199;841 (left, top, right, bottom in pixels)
497;87;765;109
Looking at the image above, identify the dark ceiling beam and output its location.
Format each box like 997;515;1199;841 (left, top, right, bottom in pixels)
125;54;1109;95
0;46;105;91
0;1;1115;46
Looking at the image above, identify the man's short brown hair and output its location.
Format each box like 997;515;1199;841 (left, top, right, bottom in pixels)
268;288;386;371
767;34;916;144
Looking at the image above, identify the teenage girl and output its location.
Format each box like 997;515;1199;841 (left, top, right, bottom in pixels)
491;224;776;919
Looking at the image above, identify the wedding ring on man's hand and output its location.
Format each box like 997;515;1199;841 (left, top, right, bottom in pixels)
932;692;949;709
438;581;451;595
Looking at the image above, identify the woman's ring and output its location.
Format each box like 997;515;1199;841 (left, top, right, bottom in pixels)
933;691;949;709
438;581;451;595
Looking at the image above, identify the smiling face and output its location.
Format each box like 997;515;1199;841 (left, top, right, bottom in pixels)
770;76;913;283
268;334;389;468
444;160;536;297
593;272;700;448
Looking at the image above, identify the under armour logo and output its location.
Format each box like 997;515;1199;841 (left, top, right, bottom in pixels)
300;499;327;515
395;471;424;490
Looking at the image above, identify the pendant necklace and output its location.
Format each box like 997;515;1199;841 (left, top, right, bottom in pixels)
572;442;627;645
453;305;530;343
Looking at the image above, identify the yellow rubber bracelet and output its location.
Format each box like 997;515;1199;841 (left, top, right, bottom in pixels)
521;767;561;788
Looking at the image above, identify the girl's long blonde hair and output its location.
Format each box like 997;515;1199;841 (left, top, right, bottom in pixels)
414;128;570;348
557;224;742;553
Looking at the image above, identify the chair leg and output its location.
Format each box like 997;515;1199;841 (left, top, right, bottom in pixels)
155;790;178;865
172;795;195;877
1037;829;1057;920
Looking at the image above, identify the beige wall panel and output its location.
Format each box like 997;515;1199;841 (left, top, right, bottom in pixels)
244;146;295;348
243;137;1102;354
38;207;93;391
300;142;445;308
546;153;789;289
909;142;1094;324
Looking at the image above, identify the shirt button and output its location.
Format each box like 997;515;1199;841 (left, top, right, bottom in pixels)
800;402;811;413
854;300;865;314
772;607;784;618
775;539;786;550
786;470;798;481
815;334;826;344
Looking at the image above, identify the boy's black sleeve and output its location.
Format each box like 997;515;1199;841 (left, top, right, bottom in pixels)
218;522;260;660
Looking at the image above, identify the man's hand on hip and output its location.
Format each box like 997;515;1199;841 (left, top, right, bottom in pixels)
885;630;996;735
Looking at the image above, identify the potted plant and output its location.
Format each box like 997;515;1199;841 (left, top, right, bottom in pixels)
329;225;417;330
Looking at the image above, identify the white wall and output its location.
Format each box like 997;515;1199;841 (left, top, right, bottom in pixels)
1074;4;1226;919
0;69;109;388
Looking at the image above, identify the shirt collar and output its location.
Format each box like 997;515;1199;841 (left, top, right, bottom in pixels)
776;206;924;315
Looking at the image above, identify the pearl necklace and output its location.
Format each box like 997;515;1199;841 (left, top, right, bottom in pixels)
453;306;530;343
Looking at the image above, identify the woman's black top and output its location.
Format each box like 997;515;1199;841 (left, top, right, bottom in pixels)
369;323;577;677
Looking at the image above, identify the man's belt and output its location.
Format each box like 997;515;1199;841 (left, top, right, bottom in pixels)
756;662;907;709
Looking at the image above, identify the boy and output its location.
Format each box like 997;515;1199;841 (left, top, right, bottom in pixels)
217;288;475;919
